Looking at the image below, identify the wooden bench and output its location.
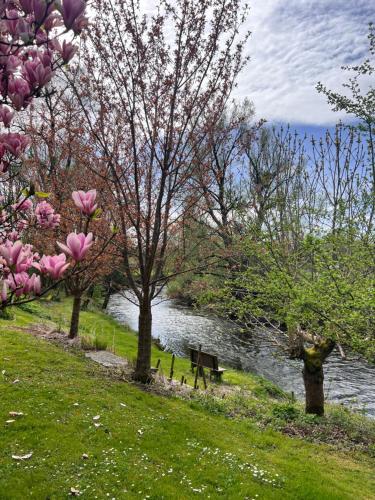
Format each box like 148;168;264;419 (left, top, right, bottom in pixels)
189;347;226;382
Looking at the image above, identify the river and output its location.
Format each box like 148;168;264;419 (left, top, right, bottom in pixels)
107;293;375;418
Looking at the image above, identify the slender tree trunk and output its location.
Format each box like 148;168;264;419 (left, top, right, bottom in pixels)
102;282;112;310
69;295;82;339
133;299;152;383
82;285;94;311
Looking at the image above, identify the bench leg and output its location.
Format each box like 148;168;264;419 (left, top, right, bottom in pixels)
210;371;222;383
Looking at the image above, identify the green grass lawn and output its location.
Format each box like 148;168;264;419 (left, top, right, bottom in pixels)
0;301;374;499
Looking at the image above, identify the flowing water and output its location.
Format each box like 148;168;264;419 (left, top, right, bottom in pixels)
107;293;375;418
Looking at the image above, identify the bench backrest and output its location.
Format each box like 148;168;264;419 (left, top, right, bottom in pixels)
190;348;218;370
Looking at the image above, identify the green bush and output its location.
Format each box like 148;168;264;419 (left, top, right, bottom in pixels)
0;308;14;320
17;301;52;320
80;335;108;351
253;377;287;400
272;403;300;421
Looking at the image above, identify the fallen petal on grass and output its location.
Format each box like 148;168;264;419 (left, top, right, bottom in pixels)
12;452;33;461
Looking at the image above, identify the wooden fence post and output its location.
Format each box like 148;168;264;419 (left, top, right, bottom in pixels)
194;345;202;389
169;354;175;381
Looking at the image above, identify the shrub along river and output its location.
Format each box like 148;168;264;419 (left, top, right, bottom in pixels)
108;293;375;418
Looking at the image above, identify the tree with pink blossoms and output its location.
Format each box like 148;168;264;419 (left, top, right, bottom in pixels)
57;190;103;338
20;81;120;338
0;0;90;312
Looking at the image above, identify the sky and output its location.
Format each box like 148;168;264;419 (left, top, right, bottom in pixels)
233;0;374;130
136;0;374;134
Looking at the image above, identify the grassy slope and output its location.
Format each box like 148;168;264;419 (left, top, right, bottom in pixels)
0;302;374;499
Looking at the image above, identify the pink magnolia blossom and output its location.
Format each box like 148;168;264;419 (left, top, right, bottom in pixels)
5;9;20;36
5;272;28;295
38;253;70;279
16;219;28;232
6;272;41;296
0;240;34;273
23;58;53;89
35;201;61;228
72;189;97;216
13;197;33;212
57;232;93;262
61;0;86;30
0;105;14;127
0;132;30;157
0;240;23;268
7;78;31;110
24;274;41;295
32;0;55;25
60;39;77;63
19;0;34;15
6;55;20;73
8;230;20;242
0;43;10;67
72;14;88;34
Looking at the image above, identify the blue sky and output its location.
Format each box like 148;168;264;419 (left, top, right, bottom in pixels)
233;0;374;137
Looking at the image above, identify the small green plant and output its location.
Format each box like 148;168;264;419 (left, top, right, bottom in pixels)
17;302;53;321
254;377;287;400
80;335;108;351
0;308;13;320
272;403;300;421
189;392;228;415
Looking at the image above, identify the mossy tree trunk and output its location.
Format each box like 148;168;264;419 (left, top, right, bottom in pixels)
302;340;335;416
69;294;82;339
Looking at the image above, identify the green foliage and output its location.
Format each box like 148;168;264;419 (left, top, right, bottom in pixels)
91;207;102;220
35;191;50;198
80;334;108;351
0;308;14;320
253;378;288;400
17;302;43;315
168;273;220;305
200;231;374;361
272;403;301;422
16;302;53;321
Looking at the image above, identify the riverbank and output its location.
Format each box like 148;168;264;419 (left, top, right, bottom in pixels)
1;299;374;498
107;292;375;418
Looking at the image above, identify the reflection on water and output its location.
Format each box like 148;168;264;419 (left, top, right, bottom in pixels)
108;293;375;418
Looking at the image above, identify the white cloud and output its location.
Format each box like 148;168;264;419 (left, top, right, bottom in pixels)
234;0;374;125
